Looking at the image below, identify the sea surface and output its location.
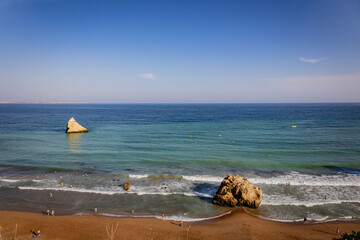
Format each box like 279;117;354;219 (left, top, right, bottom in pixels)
0;103;359;222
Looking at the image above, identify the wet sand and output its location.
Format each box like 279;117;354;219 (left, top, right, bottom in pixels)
0;210;359;240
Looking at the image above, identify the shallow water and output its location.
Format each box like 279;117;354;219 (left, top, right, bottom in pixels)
0;103;359;222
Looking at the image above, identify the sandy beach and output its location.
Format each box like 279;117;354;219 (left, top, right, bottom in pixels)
0;210;359;240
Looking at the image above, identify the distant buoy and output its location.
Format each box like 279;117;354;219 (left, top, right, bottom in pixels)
235;148;238;150
219;134;222;137
189;135;192;138
292;125;297;128
195;142;198;144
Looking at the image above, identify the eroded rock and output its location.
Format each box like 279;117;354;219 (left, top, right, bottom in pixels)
123;182;131;191
66;117;88;133
212;174;262;208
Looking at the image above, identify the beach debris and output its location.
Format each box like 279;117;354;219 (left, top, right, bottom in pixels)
123;182;131;191
66;117;88;133
212;174;262;208
106;223;119;240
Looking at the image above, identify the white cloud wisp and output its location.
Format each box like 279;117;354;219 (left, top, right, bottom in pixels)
138;73;156;80
299;57;327;63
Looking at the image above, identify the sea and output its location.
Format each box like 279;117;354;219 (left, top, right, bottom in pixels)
0;103;359;222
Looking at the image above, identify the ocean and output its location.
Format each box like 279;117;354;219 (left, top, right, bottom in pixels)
0;103;359;222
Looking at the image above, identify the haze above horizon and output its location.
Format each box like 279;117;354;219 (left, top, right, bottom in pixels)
0;0;359;103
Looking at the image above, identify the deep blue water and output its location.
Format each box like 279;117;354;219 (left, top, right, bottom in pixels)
0;103;359;222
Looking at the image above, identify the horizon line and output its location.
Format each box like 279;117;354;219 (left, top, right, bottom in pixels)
1;101;359;104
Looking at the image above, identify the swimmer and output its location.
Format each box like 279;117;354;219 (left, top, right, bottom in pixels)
49;192;53;198
36;176;39;179
60;176;62;179
69;184;73;188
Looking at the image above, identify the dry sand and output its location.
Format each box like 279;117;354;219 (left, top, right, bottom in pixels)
0;210;359;240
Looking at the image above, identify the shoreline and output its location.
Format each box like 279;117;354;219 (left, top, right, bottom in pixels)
0;210;359;240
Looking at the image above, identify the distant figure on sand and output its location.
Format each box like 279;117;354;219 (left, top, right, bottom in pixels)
303;217;307;224
32;229;40;238
51;209;55;216
50;192;53;198
131;209;134;215
46;209;50;215
94;208;98;215
336;228;340;235
161;213;165;218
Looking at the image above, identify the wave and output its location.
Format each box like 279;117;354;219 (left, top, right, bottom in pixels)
182;175;223;183
0;178;48;183
248;171;360;187
96;211;232;222
129;174;148;179
261;199;360;207
128;172;360;187
17;186;213;198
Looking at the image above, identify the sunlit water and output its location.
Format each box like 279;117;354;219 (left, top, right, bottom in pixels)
0;103;359;222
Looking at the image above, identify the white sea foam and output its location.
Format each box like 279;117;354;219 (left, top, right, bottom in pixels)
97;211;232;222
129;174;148;179
248;171;360;187
0;178;19;183
17;186;213;198
261;199;360;207
182;175;223;183
0;178;46;183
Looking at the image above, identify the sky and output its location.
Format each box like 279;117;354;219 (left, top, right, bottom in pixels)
0;0;359;103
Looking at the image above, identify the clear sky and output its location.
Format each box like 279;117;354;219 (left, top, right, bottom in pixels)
0;0;359;103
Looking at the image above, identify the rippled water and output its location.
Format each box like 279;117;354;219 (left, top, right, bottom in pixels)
0;103;359;222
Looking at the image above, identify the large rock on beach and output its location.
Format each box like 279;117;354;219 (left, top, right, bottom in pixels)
66;117;88;133
123;182;131;191
212;174;262;208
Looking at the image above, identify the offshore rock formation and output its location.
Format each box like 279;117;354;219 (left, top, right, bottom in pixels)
123;182;131;191
212;174;262;208
66;117;88;133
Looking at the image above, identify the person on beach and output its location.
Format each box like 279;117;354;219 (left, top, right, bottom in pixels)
161;213;165;218
131;209;134;215
46;209;50;215
94;208;98;216
32;229;40;238
49;192;53;198
336;228;340;235
51;209;55;216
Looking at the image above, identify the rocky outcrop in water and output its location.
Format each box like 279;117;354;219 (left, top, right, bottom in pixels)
66;117;88;133
123;182;131;191
212;174;262;208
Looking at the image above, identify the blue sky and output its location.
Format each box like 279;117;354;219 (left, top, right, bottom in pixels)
0;0;359;103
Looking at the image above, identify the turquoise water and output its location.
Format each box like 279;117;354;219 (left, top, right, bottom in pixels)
0;103;359;222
